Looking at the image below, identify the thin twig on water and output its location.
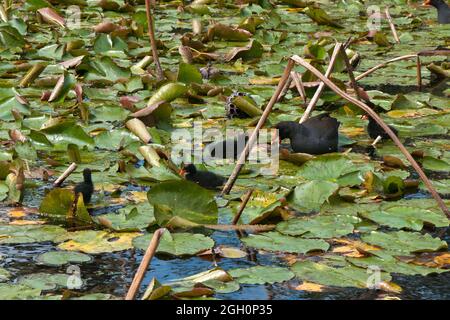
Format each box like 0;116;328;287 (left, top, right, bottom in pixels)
299;43;342;123
290;71;307;103
145;0;164;81
125;228;166;300
416;56;422;90
385;7;400;44
232;189;254;225
53;163;77;187
290;55;449;218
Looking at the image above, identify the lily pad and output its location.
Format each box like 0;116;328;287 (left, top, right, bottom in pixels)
0;225;67;244
241;231;330;254
18;273;72;291
95;202;156;231
36;251;92;267
228;266;295;285
147;180;218;226
286;180;339;212
347;255;448;276
291;260;391;288
57;230;140;254
362;231;448;254
276;215;361;238
360;206;448;231
133;232;214;257
0;284;41;300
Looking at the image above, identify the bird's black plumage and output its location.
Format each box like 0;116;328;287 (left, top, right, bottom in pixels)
180;164;226;190
424;0;450;24
275;113;340;155
206;133;249;160
74;168;94;203
367;116;399;140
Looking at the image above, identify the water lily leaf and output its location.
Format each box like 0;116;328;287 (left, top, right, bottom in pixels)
147;82;188;106
0;224;67;244
303;6;343;28
276;215;361;238
57;230;140;254
286;180;339;213
422;156;450;172
0;268;11;282
18;273;71;291
347;255;448;276
0;25;25;48
0;182;8;201
40;119;94;147
178;63;202;84
207;23;252;41
360;206;448;231
241;231;329;254
39;188;93;224
291;260;391;288
362;231;448;254
36;251;92;266
202;279;240;294
93;34;127;54
0;87;30;121
225;40;263;61
147;180;218;226
228;266;295;285
0;284;41;300
142;278;172;300
133;231;214;256
95;202;155;231
82;56;130;83
296;154;354;181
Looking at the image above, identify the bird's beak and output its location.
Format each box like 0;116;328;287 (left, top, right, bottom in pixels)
178;168;185;176
360;115;369;120
423;0;431;5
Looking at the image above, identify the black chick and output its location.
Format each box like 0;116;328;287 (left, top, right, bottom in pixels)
366;116;398;140
179;164;226;190
275;113;340;155
424;0;450;24
74;168;94;204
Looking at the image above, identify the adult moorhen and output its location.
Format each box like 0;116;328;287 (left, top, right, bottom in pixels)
365;115;399;140
424;0;450;24
206;133;248;160
179;164;226;190
74;168;94;204
274;113;340;155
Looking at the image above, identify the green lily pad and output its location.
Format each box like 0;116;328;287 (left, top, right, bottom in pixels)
18;273;72;291
0;268;11;282
36;251;92;267
147;180;218;226
133;232;214;257
347;255;448;276
0;284;41;300
360;206;449;231
291;260;391;288
39;188;93;224
276;214;361;238
241;231;329;254
286;180;339;212
0;225;67;244
362;231;448;254
228;266;295;285
95;202;156;231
